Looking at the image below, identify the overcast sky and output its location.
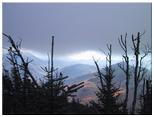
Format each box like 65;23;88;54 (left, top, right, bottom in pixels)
3;3;151;59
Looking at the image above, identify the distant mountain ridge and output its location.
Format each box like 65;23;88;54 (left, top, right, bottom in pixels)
3;51;151;105
60;64;96;83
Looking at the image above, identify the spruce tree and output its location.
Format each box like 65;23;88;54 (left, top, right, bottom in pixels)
3;34;84;114
139;79;152;114
93;44;122;114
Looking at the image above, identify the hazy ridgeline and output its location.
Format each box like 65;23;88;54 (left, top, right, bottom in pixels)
2;32;151;115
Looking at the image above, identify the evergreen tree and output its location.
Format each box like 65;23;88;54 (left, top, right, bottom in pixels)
139;79;152;114
3;67;14;114
93;44;122;114
2;34;84;114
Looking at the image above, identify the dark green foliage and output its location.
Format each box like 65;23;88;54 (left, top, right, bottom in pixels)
2;33;152;115
2;34;85;115
93;45;122;115
3;68;13;114
2;70;95;114
60;98;99;114
139;79;152;115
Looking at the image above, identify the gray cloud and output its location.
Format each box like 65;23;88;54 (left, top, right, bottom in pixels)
3;3;151;56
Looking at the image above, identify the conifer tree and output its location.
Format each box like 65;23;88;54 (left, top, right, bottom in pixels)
139;79;152;114
93;44;122;115
41;36;84;114
3;33;84;114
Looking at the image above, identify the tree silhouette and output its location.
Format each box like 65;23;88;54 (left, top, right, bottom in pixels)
93;44;122;114
118;33;130;114
2;33;151;115
3;66;14;114
139;79;152;114
40;36;84;114
2;34;84;114
3;33;39;88
131;32;149;114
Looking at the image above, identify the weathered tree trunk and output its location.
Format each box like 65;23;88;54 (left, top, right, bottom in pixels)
131;32;140;114
3;33;39;88
118;34;130;113
50;36;54;113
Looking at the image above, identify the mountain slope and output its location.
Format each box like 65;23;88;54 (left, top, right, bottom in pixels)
60;64;96;81
74;62;151;104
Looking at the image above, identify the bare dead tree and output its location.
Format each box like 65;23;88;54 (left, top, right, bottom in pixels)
93;57;103;89
50;36;54;112
3;33;40;112
51;36;54;97
118;33;130;113
131;32;148;114
3;33;39;88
